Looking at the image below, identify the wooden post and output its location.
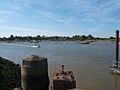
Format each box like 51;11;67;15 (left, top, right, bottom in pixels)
115;30;119;68
61;65;64;73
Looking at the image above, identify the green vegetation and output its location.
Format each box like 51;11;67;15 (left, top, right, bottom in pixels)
0;34;115;42
0;57;21;90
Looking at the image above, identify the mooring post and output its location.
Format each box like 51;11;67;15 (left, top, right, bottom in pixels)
115;30;119;68
61;65;64;73
21;55;49;90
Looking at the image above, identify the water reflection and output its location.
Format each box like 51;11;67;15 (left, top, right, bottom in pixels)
112;73;120;90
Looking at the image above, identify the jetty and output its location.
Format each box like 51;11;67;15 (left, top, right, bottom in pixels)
110;30;120;74
12;55;79;90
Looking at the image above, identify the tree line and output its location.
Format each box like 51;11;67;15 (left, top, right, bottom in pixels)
0;34;115;42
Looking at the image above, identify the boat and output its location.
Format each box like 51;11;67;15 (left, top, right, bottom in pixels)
110;60;120;75
80;41;90;44
111;30;120;75
32;42;40;48
76;41;90;44
110;66;120;74
32;45;40;48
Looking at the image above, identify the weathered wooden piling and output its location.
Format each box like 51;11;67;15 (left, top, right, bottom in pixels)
115;30;119;68
21;55;49;90
53;65;76;90
61;65;64;73
110;30;120;74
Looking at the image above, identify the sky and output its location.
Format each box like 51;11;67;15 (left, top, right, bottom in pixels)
0;0;120;37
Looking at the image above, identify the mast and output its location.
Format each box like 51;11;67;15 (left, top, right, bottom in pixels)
115;30;119;68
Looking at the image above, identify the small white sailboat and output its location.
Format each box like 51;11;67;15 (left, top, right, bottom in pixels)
32;44;40;48
32;41;40;48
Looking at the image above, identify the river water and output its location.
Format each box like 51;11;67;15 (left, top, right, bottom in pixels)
0;41;120;90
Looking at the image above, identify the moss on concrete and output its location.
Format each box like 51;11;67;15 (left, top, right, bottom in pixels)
0;57;21;90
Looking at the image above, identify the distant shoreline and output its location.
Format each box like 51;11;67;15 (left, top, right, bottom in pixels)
0;39;115;44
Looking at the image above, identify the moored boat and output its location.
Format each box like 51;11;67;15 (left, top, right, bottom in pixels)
80;41;90;44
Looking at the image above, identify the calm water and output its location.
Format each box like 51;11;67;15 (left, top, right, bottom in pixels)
0;41;120;90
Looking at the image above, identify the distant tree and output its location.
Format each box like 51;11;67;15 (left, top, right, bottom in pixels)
36;35;41;40
80;35;86;41
87;34;94;40
0;34;107;41
8;35;14;41
25;36;33;41
66;36;71;40
110;37;115;39
15;36;23;41
2;37;8;41
40;35;45;40
72;35;81;40
54;36;59;40
94;37;100;40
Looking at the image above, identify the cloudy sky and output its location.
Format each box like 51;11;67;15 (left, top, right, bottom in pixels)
0;0;120;37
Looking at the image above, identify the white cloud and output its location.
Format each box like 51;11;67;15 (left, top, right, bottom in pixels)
0;0;119;37
62;0;120;23
0;25;64;37
39;10;64;22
